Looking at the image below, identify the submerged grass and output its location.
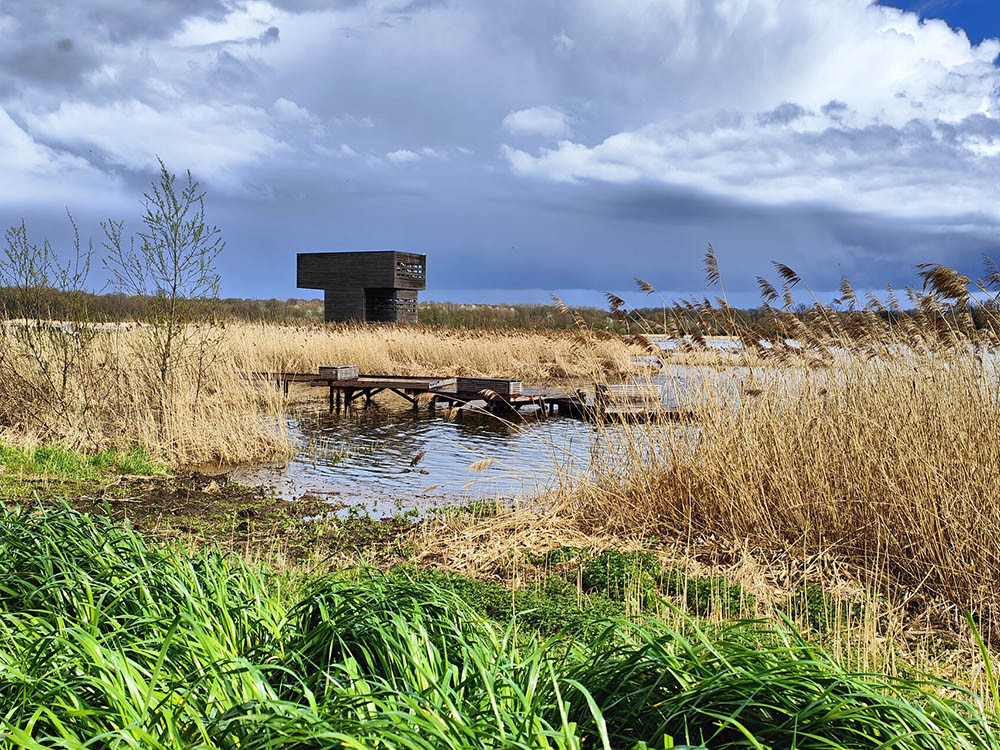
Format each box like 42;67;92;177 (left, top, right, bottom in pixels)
0;504;998;749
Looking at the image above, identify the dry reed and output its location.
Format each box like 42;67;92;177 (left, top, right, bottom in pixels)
0;321;638;464
230;322;639;382
555;252;1000;638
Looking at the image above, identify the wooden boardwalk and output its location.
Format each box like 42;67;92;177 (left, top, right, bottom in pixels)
250;370;689;421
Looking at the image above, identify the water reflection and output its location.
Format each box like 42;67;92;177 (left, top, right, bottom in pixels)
234;401;601;513
234;358;744;513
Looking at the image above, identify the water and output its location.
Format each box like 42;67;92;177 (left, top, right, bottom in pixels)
233;400;605;515
233;347;753;514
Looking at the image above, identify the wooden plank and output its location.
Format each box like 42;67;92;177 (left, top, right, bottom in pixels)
456;377;523;396
318;365;359;380
597;383;663;399
310;375;457;390
247;371;318;382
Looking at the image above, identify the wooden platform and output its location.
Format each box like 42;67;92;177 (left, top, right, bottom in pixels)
250;370;688;421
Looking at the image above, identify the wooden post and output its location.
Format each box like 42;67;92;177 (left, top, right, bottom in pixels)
329;385;335;412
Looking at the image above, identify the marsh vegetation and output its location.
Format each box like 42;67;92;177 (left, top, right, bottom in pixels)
4;172;1000;745
3;505;1000;749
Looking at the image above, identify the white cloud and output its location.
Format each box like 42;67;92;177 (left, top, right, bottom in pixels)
500;0;1000;226
386;148;421;163
331;113;375;129
25;99;291;191
172;2;280;47
552;30;574;52
504;112;1000;223
272;97;311;122
502;106;572;138
0;106;124;206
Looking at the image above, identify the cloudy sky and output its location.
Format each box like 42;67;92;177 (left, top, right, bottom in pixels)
0;0;998;307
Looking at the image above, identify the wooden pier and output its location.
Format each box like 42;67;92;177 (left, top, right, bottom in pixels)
250;369;688;421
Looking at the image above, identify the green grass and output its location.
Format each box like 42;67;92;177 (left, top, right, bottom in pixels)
0;505;997;749
388;565;625;635
528;547;757;618
0;443;166;479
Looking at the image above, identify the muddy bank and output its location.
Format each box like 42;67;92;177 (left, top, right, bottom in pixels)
1;471;418;565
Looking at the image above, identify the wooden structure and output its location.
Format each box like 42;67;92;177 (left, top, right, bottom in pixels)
297;251;426;323
318;365;359;380
596;383;665;417
251;369;688;421
456;377;523;397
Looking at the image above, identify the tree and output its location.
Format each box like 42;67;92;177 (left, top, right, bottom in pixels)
102;159;225;420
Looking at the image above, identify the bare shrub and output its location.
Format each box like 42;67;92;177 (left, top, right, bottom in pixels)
0;214;107;443
102;159;225;428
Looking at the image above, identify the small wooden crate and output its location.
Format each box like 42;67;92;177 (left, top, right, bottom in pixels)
456;377;523;396
318;365;359;380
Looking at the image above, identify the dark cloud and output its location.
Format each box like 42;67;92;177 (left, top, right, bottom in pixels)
0;0;998;302
758;102;808;126
0;35;101;88
822;100;848;116
210;50;261;89
0;1;230;93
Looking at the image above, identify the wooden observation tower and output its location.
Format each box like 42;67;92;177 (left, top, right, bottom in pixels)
296;251;426;323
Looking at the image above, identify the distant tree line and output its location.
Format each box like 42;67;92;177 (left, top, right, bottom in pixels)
0;288;326;324
4;286;993;337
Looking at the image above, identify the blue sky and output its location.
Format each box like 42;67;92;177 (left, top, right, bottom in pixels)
0;1;998;308
880;1;1000;44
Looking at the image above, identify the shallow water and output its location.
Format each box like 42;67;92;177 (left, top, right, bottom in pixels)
233;400;605;515
233;355;753;514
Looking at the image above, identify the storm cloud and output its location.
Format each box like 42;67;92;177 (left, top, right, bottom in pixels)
0;0;998;304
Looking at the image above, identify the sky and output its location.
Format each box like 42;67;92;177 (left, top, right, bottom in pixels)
0;0;998;308
880;1;999;44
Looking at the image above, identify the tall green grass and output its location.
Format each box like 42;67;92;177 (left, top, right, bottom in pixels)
0;505;996;749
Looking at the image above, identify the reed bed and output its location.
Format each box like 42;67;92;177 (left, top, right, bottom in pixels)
231;322;637;381
0;322;636;465
0;321;291;465
559;254;1000;637
1;504;997;749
